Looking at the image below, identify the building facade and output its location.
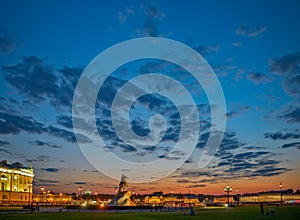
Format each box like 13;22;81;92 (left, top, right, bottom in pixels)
0;160;34;205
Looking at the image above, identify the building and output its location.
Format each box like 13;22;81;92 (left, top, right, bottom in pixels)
33;192;74;205
0;160;34;205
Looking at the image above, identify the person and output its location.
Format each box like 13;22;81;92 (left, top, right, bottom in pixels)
260;202;264;215
189;207;195;216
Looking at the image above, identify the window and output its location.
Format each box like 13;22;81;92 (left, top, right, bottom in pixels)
1;174;7;181
1;182;6;191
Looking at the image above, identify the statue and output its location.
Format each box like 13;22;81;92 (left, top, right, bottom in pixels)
107;174;136;206
118;174;128;193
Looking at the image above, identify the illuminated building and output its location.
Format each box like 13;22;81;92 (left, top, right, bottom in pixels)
0;160;34;205
33;192;74;205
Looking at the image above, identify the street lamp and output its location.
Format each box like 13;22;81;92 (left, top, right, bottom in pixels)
224;185;232;206
78;187;82;202
41;187;45;206
236;189;239;204
189;187;191;207
280;182;283;205
27;183;32;206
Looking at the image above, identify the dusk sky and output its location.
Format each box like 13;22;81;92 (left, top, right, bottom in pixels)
0;0;300;195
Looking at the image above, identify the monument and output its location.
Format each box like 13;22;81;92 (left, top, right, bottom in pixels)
107;174;136;206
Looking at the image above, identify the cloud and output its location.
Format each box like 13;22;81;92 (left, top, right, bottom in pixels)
264;130;300;140
73;181;87;185
236;23;247;35
247;72;274;84
236;23;267;37
281;142;300;150
2;57;83;109
26;155;51;162
41;168;60;173
248;26;267;37
0;34;15;53
269;53;300;96
193;45;220;57
28;140;63;149
177;179;191;183
269;53;300;75
2;56;58;102
57;115;73;128
34;178;60;186
0;148;11;155
141;3;165;37
0;111;46;134
232;42;242;47
118;6;135;24
47;126;92;144
278;105;300;123
0;140;10;147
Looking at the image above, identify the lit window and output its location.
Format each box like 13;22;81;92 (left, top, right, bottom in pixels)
1;174;7;181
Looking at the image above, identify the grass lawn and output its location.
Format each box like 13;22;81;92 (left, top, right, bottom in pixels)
1;205;300;220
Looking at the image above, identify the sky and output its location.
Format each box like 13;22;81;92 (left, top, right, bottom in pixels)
0;0;300;195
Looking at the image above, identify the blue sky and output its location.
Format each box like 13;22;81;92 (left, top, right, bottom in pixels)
0;0;300;194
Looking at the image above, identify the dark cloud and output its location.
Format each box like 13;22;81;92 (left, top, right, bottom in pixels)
0;148;11;155
226;111;238;118
36;179;59;184
0;34;15;53
269;53;300;75
281;142;300;150
264;131;300;140
2;56;58;102
141;3;164;37
177;179;191;184
51;66;83;109
278;106;300;123
28;140;63;149
247;72;274;84
269;53;300;96
41;168;60;173
0;140;10;147
73;181;86;185
193;45;220;57
57;115;73;129
0;111;46;134
2;57;83;109
47;126;92;144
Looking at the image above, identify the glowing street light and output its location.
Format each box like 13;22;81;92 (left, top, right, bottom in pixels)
189;187;191;207
280;182;283;205
224;185;232;206
78;187;83;198
41;187;45;205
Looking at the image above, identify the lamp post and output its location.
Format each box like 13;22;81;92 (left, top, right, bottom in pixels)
280;182;282;205
78;187;82;203
41;187;44;206
27;183;32;206
224;185;232;207
236;189;239;204
189;187;191;207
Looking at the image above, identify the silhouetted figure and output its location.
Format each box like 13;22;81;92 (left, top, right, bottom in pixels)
260;202;264;215
189;207;195;216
